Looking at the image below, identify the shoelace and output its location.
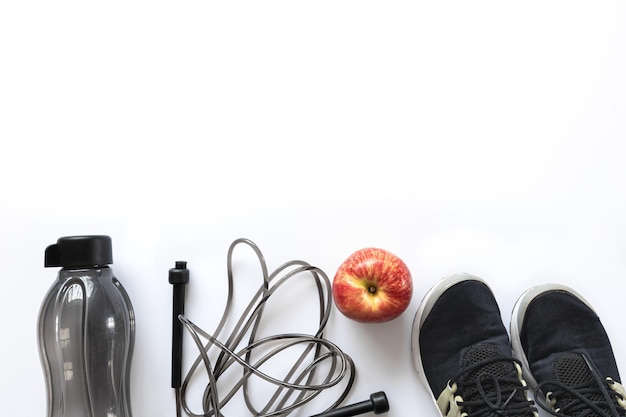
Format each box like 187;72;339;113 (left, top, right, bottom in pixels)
453;357;537;417
536;375;626;417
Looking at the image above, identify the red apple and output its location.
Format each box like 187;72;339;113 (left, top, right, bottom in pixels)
332;247;413;323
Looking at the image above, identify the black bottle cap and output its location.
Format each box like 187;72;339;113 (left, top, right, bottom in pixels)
45;235;113;268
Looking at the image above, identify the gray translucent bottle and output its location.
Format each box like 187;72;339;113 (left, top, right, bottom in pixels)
38;235;135;417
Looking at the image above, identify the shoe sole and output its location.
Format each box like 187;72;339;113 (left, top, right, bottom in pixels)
410;272;490;393
510;283;596;389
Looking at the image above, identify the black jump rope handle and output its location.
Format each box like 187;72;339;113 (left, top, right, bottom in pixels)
169;261;189;389
310;391;389;417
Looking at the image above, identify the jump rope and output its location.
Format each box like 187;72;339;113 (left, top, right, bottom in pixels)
168;238;389;417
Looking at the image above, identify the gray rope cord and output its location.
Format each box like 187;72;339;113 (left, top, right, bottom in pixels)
178;238;356;417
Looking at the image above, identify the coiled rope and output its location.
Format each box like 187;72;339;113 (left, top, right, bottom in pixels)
177;238;356;417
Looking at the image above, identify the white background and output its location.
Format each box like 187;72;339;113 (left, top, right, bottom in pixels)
2;1;626;416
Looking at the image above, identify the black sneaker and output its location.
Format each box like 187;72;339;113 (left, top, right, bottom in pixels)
511;284;626;417
412;273;537;417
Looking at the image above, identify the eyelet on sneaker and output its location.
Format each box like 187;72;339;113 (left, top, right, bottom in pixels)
435;380;458;416
545;391;557;408
609;378;626;409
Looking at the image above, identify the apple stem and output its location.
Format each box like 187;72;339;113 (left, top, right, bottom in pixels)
368;286;377;294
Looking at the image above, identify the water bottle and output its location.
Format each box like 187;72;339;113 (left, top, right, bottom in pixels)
38;235;135;417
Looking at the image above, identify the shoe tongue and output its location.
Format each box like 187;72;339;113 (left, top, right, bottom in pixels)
551;353;612;417
553;353;594;385
462;343;515;379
